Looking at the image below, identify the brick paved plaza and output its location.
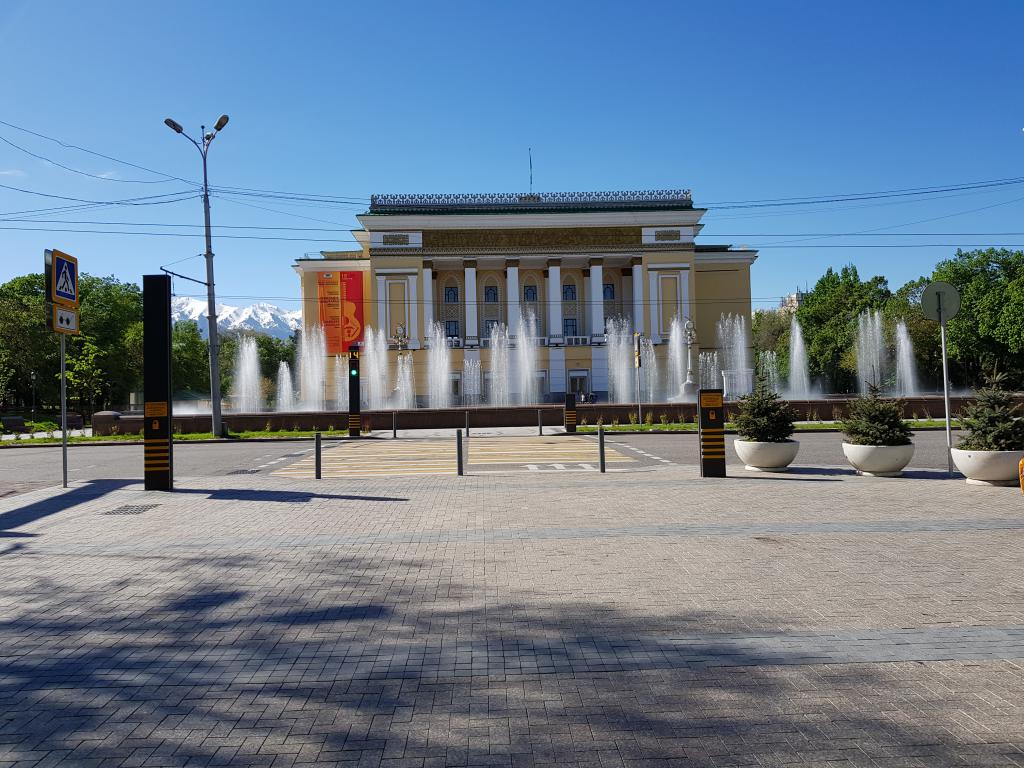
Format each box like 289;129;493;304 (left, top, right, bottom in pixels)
1;460;1022;767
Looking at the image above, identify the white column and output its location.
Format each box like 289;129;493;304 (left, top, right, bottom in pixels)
589;260;604;343
506;263;520;337
421;265;433;345
631;262;643;334
375;274;386;333
547;261;562;344
648;269;661;343
464;263;478;345
407;274;420;349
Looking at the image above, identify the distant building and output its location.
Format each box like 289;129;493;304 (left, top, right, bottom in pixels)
780;290;805;312
293;189;757;403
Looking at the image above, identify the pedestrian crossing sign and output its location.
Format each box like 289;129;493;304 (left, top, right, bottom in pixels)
47;249;79;307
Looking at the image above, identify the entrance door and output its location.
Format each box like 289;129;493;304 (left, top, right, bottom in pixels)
568;370;589;400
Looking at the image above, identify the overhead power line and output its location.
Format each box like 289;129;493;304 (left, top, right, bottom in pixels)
0;133;173;184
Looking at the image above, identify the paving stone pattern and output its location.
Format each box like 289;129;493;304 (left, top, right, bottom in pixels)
0;463;1022;766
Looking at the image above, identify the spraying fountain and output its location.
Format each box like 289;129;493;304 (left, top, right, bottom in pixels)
363;327;390;410
894;320;919;397
427;322;452;409
275;361;296;412
515;310;539;405
758;351;781;393
297;325;326;411
488;323;511;406
606;317;635;403
786;315;812;399
717;313;753;399
640;336;658;402
395;353;416;409
463;357;481;405
699;351;720;390
856;310;885;393
233;336;262;411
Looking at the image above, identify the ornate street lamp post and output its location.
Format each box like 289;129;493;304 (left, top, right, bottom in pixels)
682;319;698;398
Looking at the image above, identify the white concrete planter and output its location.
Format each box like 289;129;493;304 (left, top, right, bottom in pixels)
841;442;914;477
951;448;1024;486
733;439;800;472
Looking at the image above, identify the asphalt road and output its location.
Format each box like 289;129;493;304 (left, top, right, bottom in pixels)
0;429;960;497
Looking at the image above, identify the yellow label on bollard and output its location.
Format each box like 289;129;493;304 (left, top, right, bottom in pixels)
1019;457;1024;495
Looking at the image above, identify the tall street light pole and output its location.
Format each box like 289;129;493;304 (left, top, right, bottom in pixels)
164;114;229;437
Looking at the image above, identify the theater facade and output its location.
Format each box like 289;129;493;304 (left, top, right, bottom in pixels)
292;190;756;404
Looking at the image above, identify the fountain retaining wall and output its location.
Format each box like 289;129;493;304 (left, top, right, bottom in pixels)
92;395;1009;436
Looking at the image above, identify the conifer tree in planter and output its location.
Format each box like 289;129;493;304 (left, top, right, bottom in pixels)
840;384;914;477
952;374;1024;486
732;384;799;471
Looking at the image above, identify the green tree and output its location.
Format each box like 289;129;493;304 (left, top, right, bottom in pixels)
172;320;210;394
796;265;891;393
64;336;107;416
0;274;59;411
931;248;1024;387
752;309;790;359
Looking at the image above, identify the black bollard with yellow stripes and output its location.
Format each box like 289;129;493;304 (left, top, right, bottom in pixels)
143;275;173;491
698;389;726;478
347;350;361;437
564;393;577;433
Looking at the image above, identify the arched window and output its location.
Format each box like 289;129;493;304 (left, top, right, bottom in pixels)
603;283;615;301
562;282;576;301
523;284;537;302
444;285;459;303
484;285;498;303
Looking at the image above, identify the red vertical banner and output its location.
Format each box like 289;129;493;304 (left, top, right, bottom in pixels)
317;273;343;354
338;271;364;352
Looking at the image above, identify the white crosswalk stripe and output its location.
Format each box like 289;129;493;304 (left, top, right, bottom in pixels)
272;436;635;478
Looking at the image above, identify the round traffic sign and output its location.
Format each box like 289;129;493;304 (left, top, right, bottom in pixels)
921;281;961;324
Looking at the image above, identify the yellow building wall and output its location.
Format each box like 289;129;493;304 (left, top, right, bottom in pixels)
693;262;752;352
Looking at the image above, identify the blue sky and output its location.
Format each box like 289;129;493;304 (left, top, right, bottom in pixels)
1;0;1022;310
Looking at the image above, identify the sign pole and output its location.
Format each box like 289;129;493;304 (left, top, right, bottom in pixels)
938;296;953;476
60;333;68;488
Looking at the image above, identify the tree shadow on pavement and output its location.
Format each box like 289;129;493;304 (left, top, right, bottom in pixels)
0;478;137;537
0;548;1019;767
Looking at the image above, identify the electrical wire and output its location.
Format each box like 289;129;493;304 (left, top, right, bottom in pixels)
0;133;175;184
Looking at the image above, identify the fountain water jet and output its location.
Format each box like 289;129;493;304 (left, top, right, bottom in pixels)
427;322;452;409
717;313;752;399
640;336;658;402
606;317;634;403
757;351;781;393
275;361;296;412
463;357;481;405
699;351;720;390
667;316;687;400
488;323;511;407
233;336;262;411
395;354;416;410
515;310;539;405
786;315;812;399
363;327;389;410
895;320;919;397
856;310;885;393
297;325;326;411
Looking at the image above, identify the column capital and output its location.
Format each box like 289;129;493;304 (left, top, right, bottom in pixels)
546;258;561;268
588;258;604;267
422;260;433;271
504;258;520;268
463;260;478;270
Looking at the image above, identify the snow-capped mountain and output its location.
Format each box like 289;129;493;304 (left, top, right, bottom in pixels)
171;297;302;340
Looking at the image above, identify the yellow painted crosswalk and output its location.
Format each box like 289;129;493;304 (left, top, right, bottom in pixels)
272;436;635;478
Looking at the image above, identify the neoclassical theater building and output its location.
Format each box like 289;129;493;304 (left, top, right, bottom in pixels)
293;190;756;403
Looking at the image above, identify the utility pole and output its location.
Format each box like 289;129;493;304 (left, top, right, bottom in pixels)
164;114;230;437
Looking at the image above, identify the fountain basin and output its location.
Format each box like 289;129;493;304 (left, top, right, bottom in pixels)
951;448;1024;486
733;439;799;472
841;442;914;477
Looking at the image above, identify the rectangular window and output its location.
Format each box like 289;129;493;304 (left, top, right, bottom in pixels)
484;285;499;303
603;283;615;301
484;319;498;336
523;285;537;302
445;320;459;337
444;286;459;303
563;318;577;337
562;284;577;301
